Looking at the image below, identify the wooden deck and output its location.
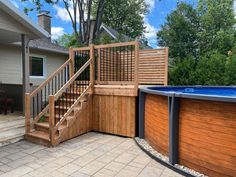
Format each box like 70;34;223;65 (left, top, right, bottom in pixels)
24;41;168;147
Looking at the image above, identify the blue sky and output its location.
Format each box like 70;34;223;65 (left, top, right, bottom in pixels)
11;0;198;48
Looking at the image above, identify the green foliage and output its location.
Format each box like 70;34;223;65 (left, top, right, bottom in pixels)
224;48;236;85
99;0;148;39
157;3;199;60
39;115;46;122
169;56;196;85
195;53;226;85
157;1;236;85
54;33;79;48
197;0;236;54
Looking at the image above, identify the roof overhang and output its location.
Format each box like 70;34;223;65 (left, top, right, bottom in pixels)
0;0;49;43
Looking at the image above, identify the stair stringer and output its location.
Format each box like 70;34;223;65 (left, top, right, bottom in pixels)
54;94;93;145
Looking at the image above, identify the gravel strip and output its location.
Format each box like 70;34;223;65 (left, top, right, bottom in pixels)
135;137;208;177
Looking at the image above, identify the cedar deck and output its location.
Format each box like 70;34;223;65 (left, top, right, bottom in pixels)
25;41;168;146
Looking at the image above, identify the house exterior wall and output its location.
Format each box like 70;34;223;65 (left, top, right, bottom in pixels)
0;44;68;86
0;44;68;111
29;48;68;87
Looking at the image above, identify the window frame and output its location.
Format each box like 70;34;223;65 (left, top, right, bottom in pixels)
29;55;47;79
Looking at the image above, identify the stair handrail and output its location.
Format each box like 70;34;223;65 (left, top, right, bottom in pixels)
50;58;92;132
54;58;91;100
30;58;72;97
25;58;73;133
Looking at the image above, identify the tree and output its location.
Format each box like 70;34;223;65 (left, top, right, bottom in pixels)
97;0;148;39
195;52;226;85
22;0;105;45
168;55;197;85
224;47;236;85
54;33;78;48
157;2;199;61
197;0;236;54
157;1;236;85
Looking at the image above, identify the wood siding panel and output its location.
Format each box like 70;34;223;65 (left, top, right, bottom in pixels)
144;94;169;156
92;94;136;137
139;49;168;85
179;98;236;177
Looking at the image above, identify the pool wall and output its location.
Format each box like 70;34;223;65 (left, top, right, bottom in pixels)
139;87;236;177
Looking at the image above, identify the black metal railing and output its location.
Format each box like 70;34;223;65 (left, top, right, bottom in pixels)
31;60;70;120
54;52;90;122
96;45;135;82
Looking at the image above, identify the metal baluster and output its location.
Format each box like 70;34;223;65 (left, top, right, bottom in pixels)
37;93;39;116
40;89;42;111
44;86;46;108
33;96;35;119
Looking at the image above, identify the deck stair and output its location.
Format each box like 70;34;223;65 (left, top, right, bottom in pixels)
26;92;90;146
25;41;142;146
25;51;93;146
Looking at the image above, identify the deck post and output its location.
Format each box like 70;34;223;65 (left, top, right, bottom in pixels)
169;94;180;165
90;44;95;91
49;95;55;146
134;40;140;95
69;47;74;78
139;90;146;139
25;93;31;134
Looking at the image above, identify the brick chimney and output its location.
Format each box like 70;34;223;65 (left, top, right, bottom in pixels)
38;10;51;36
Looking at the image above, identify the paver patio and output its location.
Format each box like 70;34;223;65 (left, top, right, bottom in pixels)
0;132;182;177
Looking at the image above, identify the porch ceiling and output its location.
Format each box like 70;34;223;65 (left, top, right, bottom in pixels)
0;29;21;44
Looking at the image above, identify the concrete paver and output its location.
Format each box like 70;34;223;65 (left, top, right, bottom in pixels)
0;132;183;177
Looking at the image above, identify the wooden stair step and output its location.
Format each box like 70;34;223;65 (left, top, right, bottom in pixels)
55;106;71;110
60;98;77;102
35;122;50;133
26;131;50;141
64;92;81;95
44;114;63;119
35;122;49;128
35;122;67;130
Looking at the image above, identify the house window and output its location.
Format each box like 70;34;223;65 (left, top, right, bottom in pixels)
30;56;45;78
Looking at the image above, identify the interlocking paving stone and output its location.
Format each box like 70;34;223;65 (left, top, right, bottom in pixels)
0;132;182;177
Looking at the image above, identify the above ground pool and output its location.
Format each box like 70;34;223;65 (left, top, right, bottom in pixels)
139;86;236;177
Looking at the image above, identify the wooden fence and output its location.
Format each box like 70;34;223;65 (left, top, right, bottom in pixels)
139;48;168;85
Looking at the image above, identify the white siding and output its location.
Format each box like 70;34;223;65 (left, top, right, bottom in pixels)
0;44;68;86
0;45;22;84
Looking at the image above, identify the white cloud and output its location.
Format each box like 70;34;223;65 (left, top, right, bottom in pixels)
51;27;65;40
144;18;158;48
54;2;81;23
145;0;155;12
54;5;72;22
